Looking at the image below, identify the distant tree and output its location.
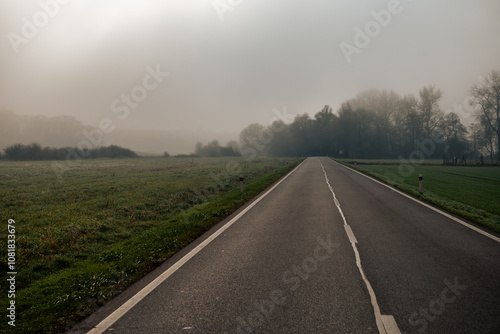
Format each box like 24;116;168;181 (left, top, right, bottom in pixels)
222;140;239;156
482;121;497;163
468;123;480;159
267;122;293;157
219;146;239;156
470;119;497;164
239;123;265;153
86;145;138;158
206;140;221;157
227;140;238;151
345;89;402;157
470;70;500;158
334;104;377;157
335;103;357;157
418;85;444;139
399;94;421;153
194;141;203;156
468;123;493;162
163;151;170;157
4;142;42;160
3;143;138;160
313;105;336;156
441;112;468;158
229;85;471;159
193;140;239;157
4;143;23;160
29;142;43;160
289;113;314;156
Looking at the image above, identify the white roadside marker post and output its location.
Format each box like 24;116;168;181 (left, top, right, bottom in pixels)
419;174;423;194
240;177;244;194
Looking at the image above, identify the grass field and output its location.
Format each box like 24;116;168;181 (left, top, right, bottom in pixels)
339;158;445;165
0;157;301;333
335;159;500;233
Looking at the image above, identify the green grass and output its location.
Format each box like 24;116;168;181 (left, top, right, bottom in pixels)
0;157;302;333
338;158;444;165
334;159;500;233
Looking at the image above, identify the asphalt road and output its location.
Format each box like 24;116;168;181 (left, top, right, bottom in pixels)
78;157;500;334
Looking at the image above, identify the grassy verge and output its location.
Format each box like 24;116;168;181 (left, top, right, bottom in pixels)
333;158;500;234
0;157;302;333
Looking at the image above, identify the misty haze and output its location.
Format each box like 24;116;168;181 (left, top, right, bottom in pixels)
1;1;499;333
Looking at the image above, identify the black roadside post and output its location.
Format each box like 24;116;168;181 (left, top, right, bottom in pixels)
419;174;423;194
240;177;244;194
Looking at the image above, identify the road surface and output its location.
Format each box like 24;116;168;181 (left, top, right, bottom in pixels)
75;157;500;333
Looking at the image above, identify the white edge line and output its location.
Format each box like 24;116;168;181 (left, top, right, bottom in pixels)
87;159;306;333
332;159;500;243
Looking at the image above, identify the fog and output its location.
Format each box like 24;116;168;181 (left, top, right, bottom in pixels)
1;0;499;154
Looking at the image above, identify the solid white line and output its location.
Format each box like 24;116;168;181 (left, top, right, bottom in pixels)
331;159;500;243
320;160;391;334
87;159;306;334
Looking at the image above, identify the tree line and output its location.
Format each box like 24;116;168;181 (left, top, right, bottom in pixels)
235;70;500;163
1;143;138;161
193;140;239;157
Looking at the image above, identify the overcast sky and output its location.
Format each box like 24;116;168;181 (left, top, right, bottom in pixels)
1;0;499;139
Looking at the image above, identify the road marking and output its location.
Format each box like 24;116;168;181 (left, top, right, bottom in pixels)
344;225;358;244
331;159;500;243
381;315;401;334
87;159;306;334
320;160;400;334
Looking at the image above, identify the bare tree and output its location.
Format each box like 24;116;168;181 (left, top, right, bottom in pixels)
418;85;444;138
399;94;421;151
441;112;468;158
469;122;495;163
468;123;482;161
470;70;500;158
345;89;401;156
